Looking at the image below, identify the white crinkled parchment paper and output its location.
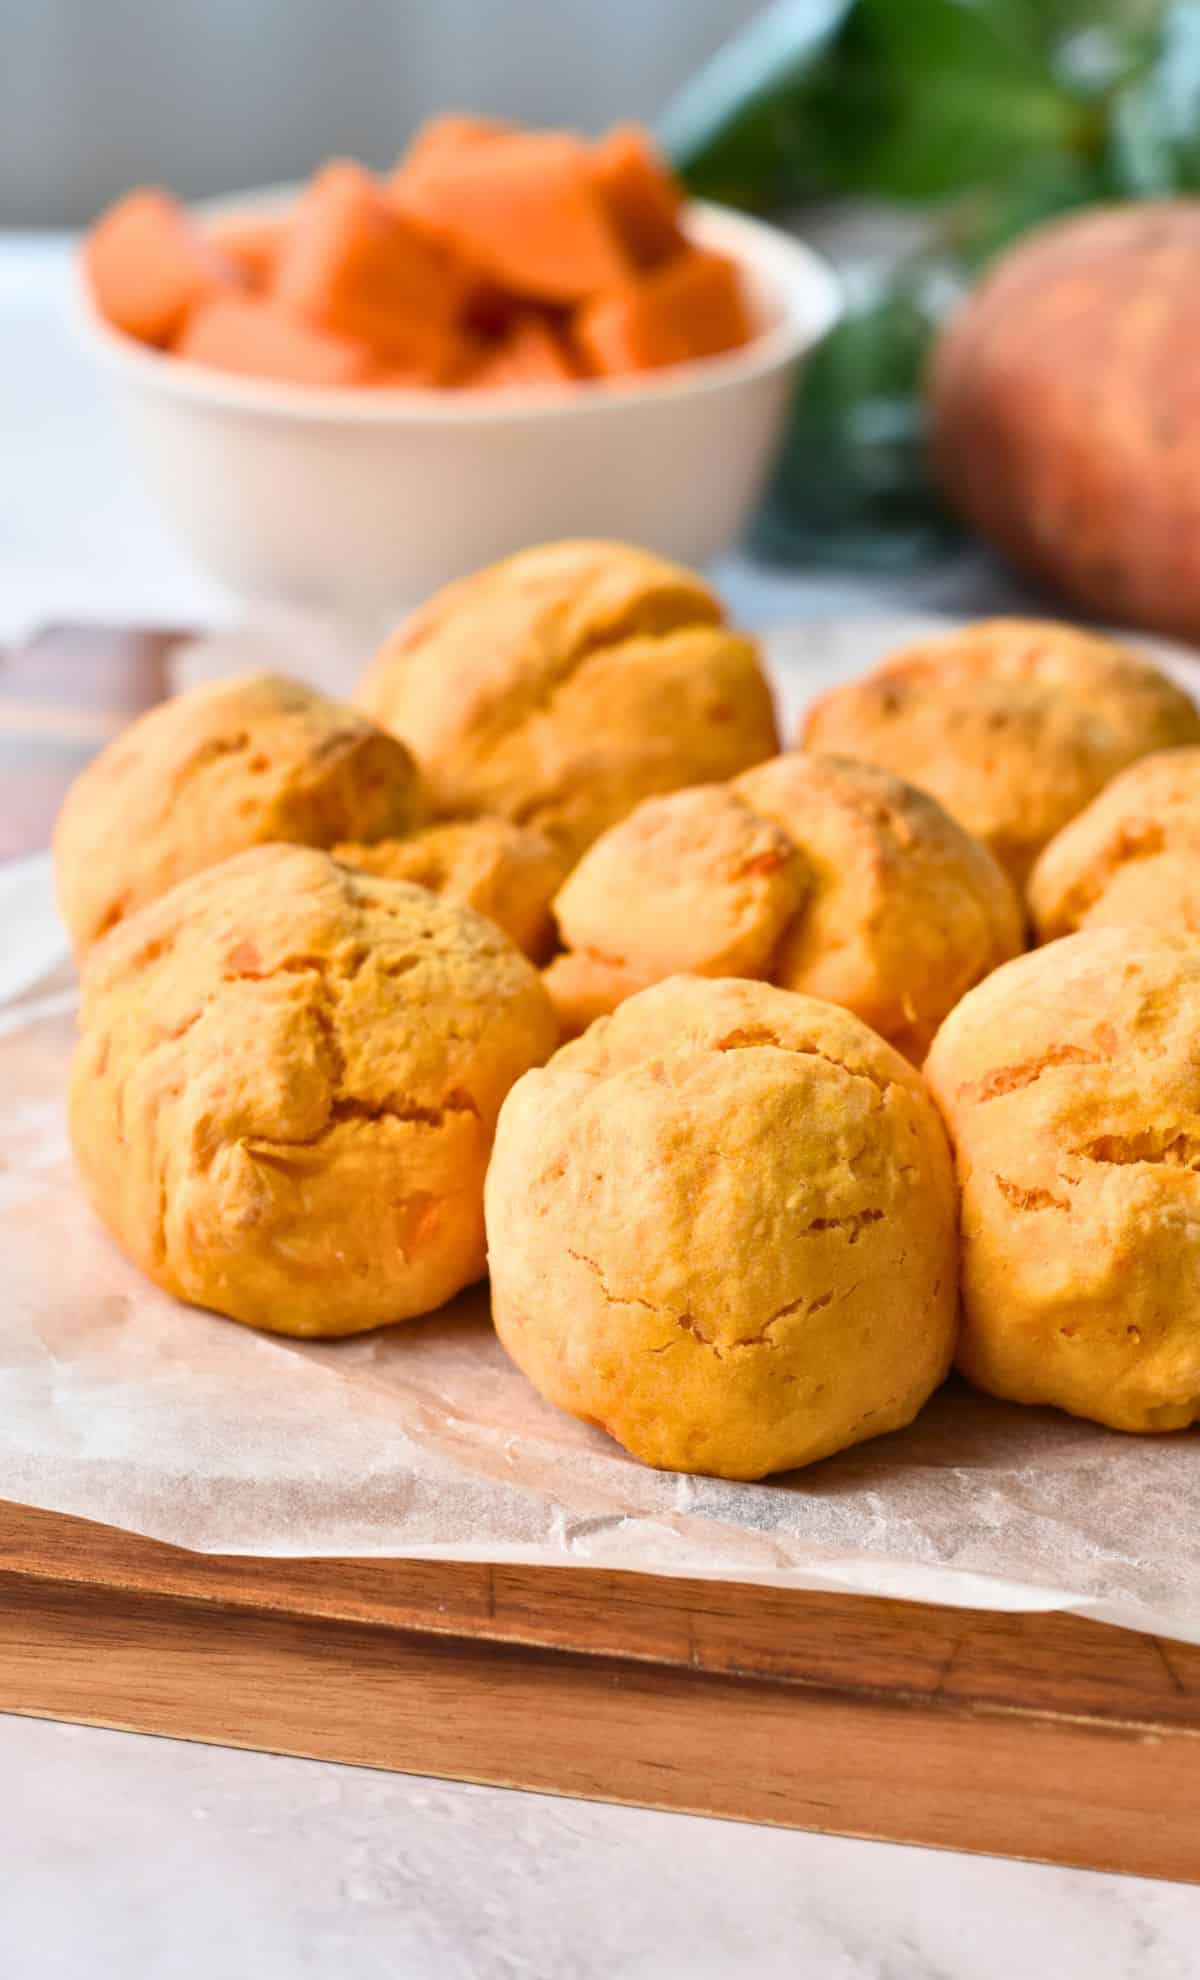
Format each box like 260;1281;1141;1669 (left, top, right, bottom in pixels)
5;928;1200;1644
4;621;1199;1643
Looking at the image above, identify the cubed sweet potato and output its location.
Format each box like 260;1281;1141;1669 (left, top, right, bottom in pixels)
576;247;754;375
207;213;289;291
88;118;745;398
390;115;521;334
391;112;516;184
272;159;469;366
588;126;684;269
395;132;634;304
465;312;579;390
364;333;482;388
173;293;372;386
85;188;238;345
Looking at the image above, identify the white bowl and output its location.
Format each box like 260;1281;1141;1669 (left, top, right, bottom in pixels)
76;191;840;619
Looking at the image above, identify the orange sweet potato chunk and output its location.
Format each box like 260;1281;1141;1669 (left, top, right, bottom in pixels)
364;334;483;388
174;294;372;386
465;312;579;390
272;159;470;369
392;112;516;183
396;132;635;304
589;126;684;269
390;117;520;332
207;213;289;291
85;188;238;345
576;247;754;376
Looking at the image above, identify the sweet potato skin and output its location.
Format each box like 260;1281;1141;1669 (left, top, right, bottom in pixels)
930;202;1200;643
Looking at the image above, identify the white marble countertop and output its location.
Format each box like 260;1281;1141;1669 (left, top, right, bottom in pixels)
6;1714;1199;1980
3;232;1198;1977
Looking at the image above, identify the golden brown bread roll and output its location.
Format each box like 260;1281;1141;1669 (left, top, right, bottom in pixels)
800;619;1200;886
1029;746;1200;942
354;539;778;860
334;816;565;962
926;928;1200;1431
54;671;426;956
486;975;959;1479
544;753;1023;1060
70;844;557;1336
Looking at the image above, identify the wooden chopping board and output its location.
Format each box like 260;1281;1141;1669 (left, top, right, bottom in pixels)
2;1494;1199;1882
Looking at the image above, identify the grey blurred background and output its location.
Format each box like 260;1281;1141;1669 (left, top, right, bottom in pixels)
1;0;761;226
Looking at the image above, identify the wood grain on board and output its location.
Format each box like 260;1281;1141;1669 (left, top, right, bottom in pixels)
1;1496;1198;1883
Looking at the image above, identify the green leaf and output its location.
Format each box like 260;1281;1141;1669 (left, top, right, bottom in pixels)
660;0;1136;216
947;151;1106;265
658;0;857;207
753;253;962;563
981;0;1161;85
819;0;1086;202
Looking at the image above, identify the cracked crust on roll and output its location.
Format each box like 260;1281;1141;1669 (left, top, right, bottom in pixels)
54;671;427;958
353;539;778;861
334;816;566;963
1029;746;1200;942
486;975;958;1479
925;927;1200;1431
800;619;1200;887
544;754;1023;1059
70;843;558;1336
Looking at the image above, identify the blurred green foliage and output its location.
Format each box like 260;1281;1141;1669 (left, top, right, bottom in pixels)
659;0;1200;561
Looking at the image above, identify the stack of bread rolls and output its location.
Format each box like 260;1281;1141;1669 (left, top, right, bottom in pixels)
56;544;1200;1479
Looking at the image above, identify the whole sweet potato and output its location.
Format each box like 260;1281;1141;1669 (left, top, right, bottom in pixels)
930;203;1200;642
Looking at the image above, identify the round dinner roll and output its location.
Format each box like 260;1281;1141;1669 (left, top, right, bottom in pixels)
334;816;565;963
54;671;426;957
925;928;1200;1432
354;539;778;860
801;619;1200;886
1029;747;1200;942
70;844;557;1337
544;754;1023;1060
486;976;958;1479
